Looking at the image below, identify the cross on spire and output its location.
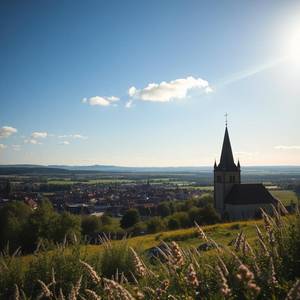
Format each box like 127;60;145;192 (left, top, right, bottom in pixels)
224;113;228;127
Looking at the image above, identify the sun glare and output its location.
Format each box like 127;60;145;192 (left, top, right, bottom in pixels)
287;34;300;62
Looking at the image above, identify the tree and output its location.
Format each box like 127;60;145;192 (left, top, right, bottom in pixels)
0;201;32;251
167;217;180;230
120;209;140;229
157;202;171;217
53;212;81;243
22;199;59;251
170;212;191;228
82;215;102;237
146;217;165;233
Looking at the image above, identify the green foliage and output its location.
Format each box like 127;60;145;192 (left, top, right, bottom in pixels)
120;209;140;229
0;201;32;252
147;216;165;233
100;240;135;278
157;202;171;217
81;215;102;237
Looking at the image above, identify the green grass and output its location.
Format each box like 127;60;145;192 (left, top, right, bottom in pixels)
270;190;298;205
19;218;261;268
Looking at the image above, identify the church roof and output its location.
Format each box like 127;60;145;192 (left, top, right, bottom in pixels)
215;126;239;171
225;184;278;205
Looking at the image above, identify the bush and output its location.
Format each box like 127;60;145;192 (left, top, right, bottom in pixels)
147;217;165;233
120;209;140;229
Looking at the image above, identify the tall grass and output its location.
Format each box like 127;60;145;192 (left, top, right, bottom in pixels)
0;206;299;299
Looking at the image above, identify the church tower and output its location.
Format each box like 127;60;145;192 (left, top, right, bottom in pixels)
214;125;240;216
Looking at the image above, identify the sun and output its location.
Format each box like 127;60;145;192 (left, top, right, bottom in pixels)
288;34;300;62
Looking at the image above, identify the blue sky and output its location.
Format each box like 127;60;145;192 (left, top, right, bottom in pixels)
0;0;300;166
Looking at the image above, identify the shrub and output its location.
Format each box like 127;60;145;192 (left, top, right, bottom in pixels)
120;209;140;229
147;217;165;233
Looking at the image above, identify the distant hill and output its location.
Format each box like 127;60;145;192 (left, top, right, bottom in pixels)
0;164;300;176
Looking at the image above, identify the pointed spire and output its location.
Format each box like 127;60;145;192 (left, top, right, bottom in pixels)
216;126;238;171
237;159;240;169
214;160;217;169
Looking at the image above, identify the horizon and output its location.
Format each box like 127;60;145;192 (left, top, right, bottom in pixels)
0;1;299;166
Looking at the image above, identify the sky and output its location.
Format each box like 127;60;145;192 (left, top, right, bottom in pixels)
0;0;300;167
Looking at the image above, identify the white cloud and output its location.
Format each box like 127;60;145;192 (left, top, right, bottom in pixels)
12;144;21;151
0;126;18;138
31;131;48;139
82;96;120;107
274;145;300;150
25;139;42;145
59;141;70;145
0;144;7;150
128;76;212;103
58;134;88;140
125;100;133;108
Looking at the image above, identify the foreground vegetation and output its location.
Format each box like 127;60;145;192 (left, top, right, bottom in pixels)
1;205;299;299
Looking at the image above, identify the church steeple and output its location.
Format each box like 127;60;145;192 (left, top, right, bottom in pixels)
216;126;238;171
214;121;241;216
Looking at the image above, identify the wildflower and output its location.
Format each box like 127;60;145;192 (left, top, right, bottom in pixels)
236;264;260;296
170;241;184;268
268;257;278;287
217;266;231;297
79;260;101;284
130;247;146;277
186;263;199;287
156;280;169;298
85;289;102;300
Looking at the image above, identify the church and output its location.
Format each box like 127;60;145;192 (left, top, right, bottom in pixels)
214;124;277;220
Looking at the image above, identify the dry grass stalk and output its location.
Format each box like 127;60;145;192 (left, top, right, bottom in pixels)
13;284;20;300
37;279;52;298
186;263;199;287
170;241;184;268
194;222;208;242
268;257;278;287
85;289;102;300
216;266;231;297
103;277;135;300
68;275;82;300
58;288;66;300
285;279;300;300
79;260;101;285
130;247;146;277
132;287;145;299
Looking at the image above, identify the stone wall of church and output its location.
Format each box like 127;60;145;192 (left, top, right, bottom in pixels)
214;170;241;215
225;203;273;220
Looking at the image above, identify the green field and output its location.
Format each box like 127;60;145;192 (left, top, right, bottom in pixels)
270;190;298;205
47;178;134;185
20;218;261;267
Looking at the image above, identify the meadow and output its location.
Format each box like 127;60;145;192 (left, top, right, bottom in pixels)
1;207;299;299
